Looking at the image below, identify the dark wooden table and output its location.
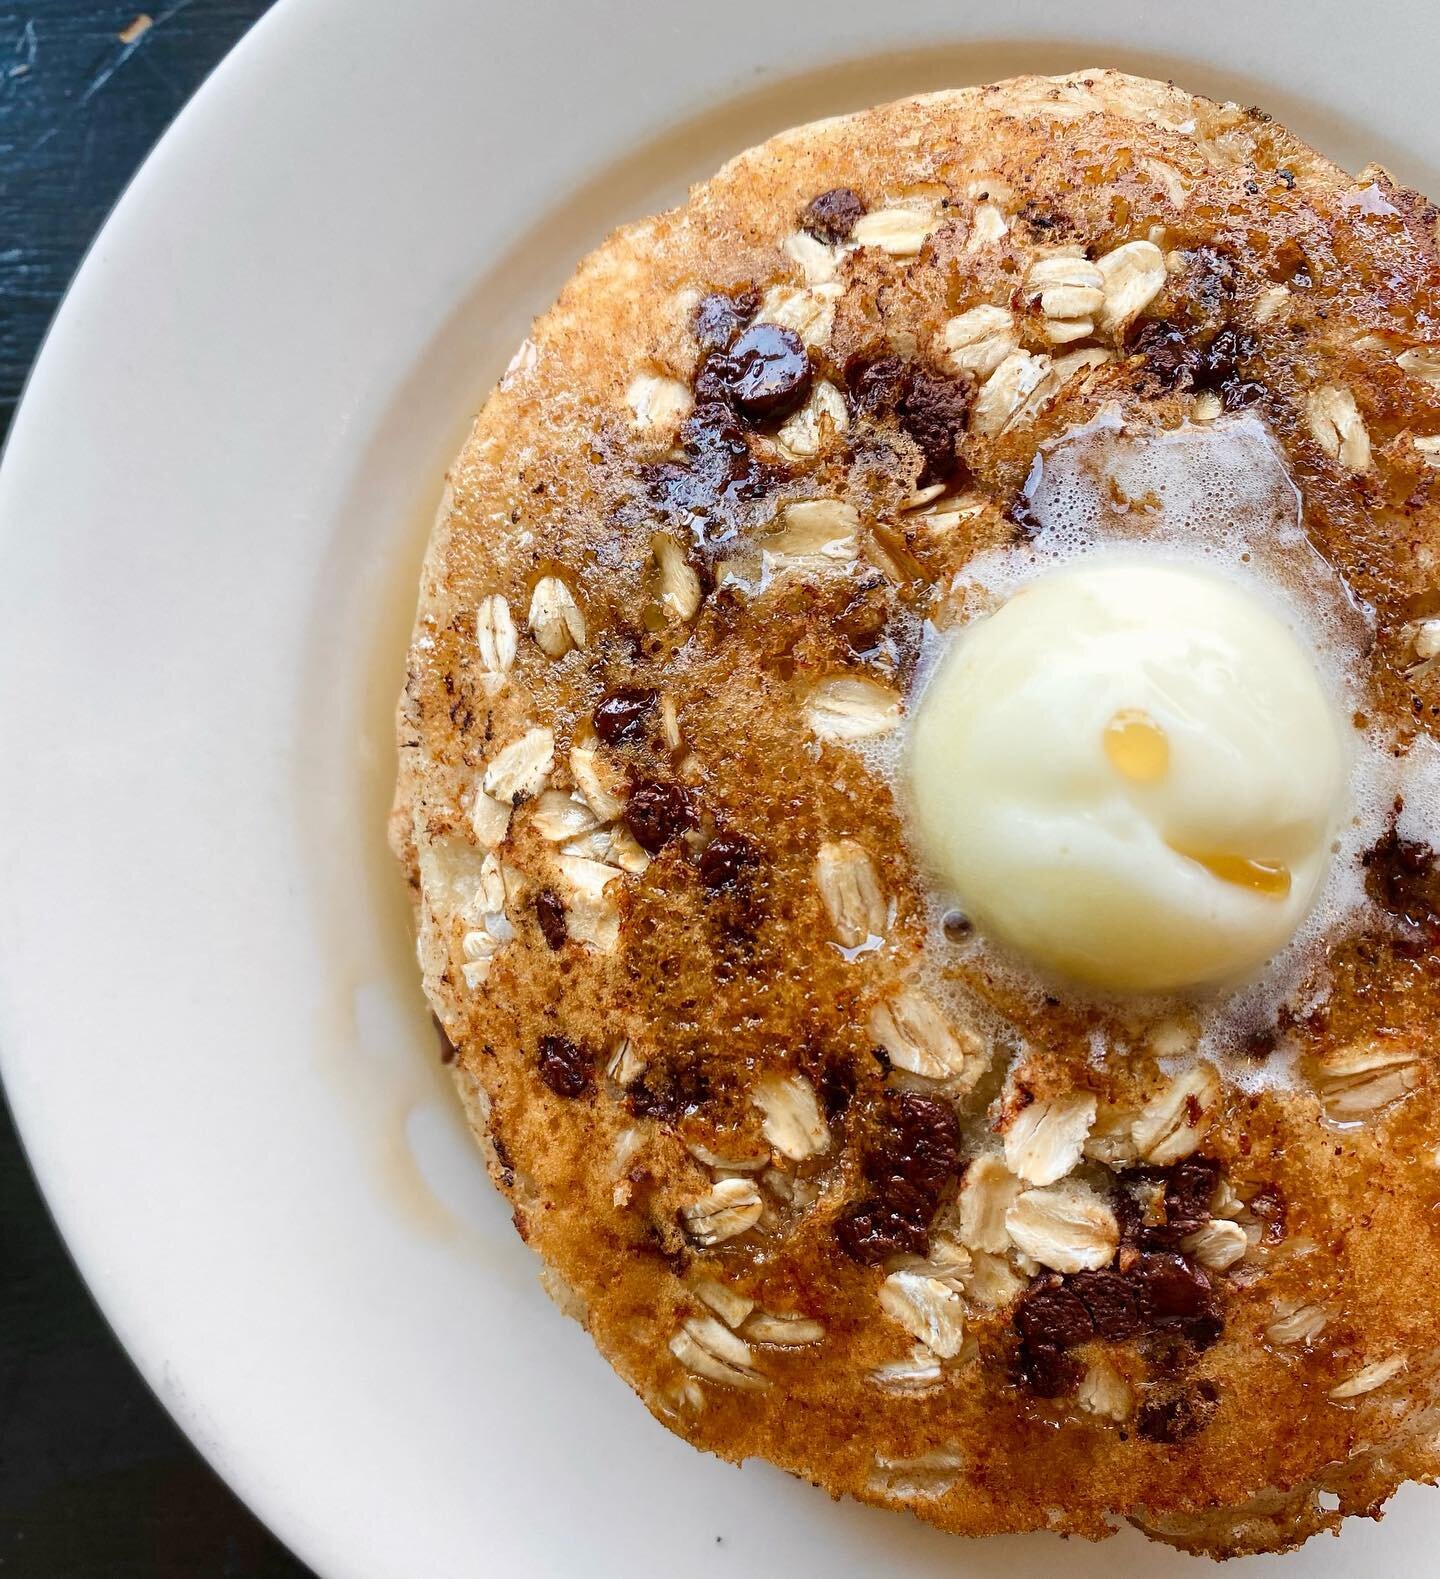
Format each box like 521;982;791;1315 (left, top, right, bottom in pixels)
1;4;314;1572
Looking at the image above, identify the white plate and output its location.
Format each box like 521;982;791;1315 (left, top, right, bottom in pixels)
2;2;1438;1574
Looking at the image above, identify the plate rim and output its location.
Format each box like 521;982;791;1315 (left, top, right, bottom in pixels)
6;2;1440;1574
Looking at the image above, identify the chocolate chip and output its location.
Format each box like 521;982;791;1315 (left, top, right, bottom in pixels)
818;1058;856;1120
693;354;740;405
1363;821;1440;932
845;353;970;483
626;778;697;854
837;1091;960;1265
1131;1252;1222;1347
1013;1342;1084;1398
535;889;567;950
1164;1158;1221;1236
1132;319;1204;391
697;830;757;890
1133;1253;1205;1319
593;686;657;745
629;1062;709;1120
1200;323;1258;387
646;398;774;533
1219;379;1264;411
536;1034;593;1098
802;186;865;243
846;352;909;416
1015;1277;1094;1350
866;1091;961;1201
720;323;813;423
1070;1269;1142;1341
693;287;760;354
1137;1387;1218;1443
834;1194;932;1264
681;399;751;461
628;1080;673;1119
897;367;971;484
1010;1259;1174;1398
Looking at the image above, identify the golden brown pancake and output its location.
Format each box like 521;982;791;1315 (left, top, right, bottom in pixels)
391;70;1440;1557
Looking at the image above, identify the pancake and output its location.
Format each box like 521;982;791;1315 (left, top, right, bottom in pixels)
390;71;1440;1557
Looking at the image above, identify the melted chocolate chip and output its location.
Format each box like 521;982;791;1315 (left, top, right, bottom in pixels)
1133;316;1262;411
1220;378;1265;411
1363;822;1440;931
693;354;743;407
536;1034;593;1098
644;400;773;536
802;186;865;243
1200;323;1258;386
718;323;813;423
534;889;567;950
682;399;750;461
1012;1342;1084;1399
626;778;697;854
629;1063;709;1121
834;1194;932;1264
1131;1252;1222;1347
1011;1265;1149;1402
1164;1158;1221;1237
1010;1238;1221;1400
1137;1387;1218;1443
1015;1278;1094;1350
818;1058;856;1120
693;287;760;354
593;686;657;746
846;352;909;416
884;1098;960;1193
1070;1269;1143;1342
898;367;971;484
697;831;757;890
837;1091;960;1265
1132;319;1205;391
845;353;969;483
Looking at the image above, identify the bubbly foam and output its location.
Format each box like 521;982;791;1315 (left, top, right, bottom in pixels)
875;410;1425;1094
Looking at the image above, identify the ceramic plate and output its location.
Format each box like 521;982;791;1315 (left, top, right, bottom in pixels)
3;2;1438;1573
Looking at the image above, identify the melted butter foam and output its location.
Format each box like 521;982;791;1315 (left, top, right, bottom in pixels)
854;410;1423;1096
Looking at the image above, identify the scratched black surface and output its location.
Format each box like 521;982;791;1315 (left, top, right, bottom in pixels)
0;7;319;1573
